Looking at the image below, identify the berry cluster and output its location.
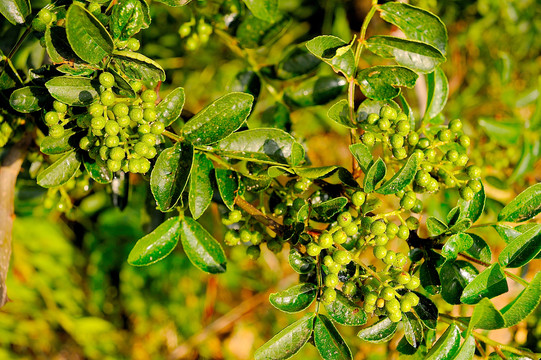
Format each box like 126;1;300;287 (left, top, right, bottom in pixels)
178;18;213;51
223;209;265;260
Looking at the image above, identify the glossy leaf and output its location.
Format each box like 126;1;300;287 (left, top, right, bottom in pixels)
83;157;113;184
425;324;460;360
294;166;338;180
66;4;114;65
269;283;317;313
180;217;226;274
9;86;49;113
501;272;541;327
467;298;504;332
458;181;485;223
108;67;136;98
363;158;386;193
357;317;398;343
150;141;194;212
379;2;447;55
305;35;355;77
189;153;214;219
288;249;315;274
314;314;352;360
328;99;355;128
366;36;445;74
110;0;145;41
376;153;418;194
112;50;166;83
420;260;441;295
215;169;238;211
311;197;348;222
451;335;475;360
276;45;321;80
460;263;508;304
0;57;21;90
349;143;373;174
40;131;78;155
0;0;30;25
413;291;438;329
357;65;418;101
236;14;289;49
464;233;492;263
324;290;367;326
242;0;279;22
498;183;541;223
441;233;474;261
447;219;472;234
424;67;449;120
439;260;478;305
498;225;541;268
254;314;314;360
402;312;423;348
284;76;347;108
427;216;448;236
182;93;253;145
37;151;81;188
127;217;180;265
45;76;99;106
153;0;191;6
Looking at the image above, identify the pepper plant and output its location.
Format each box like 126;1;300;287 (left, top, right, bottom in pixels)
0;0;540;359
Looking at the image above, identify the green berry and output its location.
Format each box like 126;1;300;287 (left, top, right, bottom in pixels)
79;137;91;150
333;250;351;265
38;9;54;25
99;72;115;88
105;120;120;136
333;230;347;244
327;262;341;274
49;124;64;138
89;103;104;117
393;253;408;268
389;312;402;323
380;105;397;120
306;242;321;257
229;210;242;222
459;135;471;147
337;211;352;227
53;101;68;113
385;298;400;312
361;132;375;147
91;116;106;130
386;222;399;237
400;298;413;312
370;220;387;235
380;287;395;301
378;118;391;131
460;186;475;201
415;171;430;187
405;216;419;230
446;149;459;163
396;120;410;135
392;147;407;160
318;232;333;248
325;273;339;287
390;134;404;148
407;132;419;146
373;246;387;259
105;135;119;148
383;251;396;265
417;138;430;149
112;103;129;117
400;195;416;210
366;113;379;124
240;229;252;243
344;223;358;237
109;147;125;161
127;38;140;51
151;122;165;135
178;23;191;38
141;89;157;103
117;116;130;128
267;240;283;253
32;17;46;32
129;107;144;122
437;129;453;142
424;148;437;162
323;255;334;267
322;287;336;305
449;119;463;132
405;276;420;291
411;199;423;213
138;124;151;134
246;245;261;260
467;179;482;193
397;225;409;240
343;281;356;296
100;90;115;106
44;111;59;126
352;191;366;207
107;159;121;172
466;165;482;179
396;272;411;285
425;178;439;192
365;292;377;305
456;154;469;167
374;234;388;246
403;291;419;305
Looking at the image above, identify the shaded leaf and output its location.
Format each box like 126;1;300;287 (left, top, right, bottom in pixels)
112;50;166;83
413;291;438;329
9;86;49;113
242;0;279;22
439;260;478;305
427;216;448;236
464;233;492;263
311;197;348;222
402;312;423;348
276;45;321;80
83;157;112;184
236;14;289;49
284;76;347;108
478;118;522;145
306;35;355;78
127;217;180;265
288;249;315;274
189;153;214;219
357;65;418;101
215;169;238;211
363;158;386;193
324;290;367;326
450;335;475;360
40;130;78;155
357;317;398;343
328;99;355;128
349;143;373;174
376;153;418;195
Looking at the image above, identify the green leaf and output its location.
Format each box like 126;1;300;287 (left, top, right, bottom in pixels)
451;335;475;360
229;71;261;99
314;314;352;360
464;233;492;263
215;169;238;211
357;317;398;343
0;57;22;90
439;260;478;305
288;249;315;274
328;99;355;128
413;292;438;329
397;336;420;355
442;233;474;261
425;324;460;360
324;290;367;326
376;153;418;194
110;0;144;41
45;76;99;106
397;93;415;129
501;272;541;327
66;4;114;65
447;219;472;234
498;183;541;222
112;50;166;83
349;143;373;174
9;86;49;113
150;141;194;212
311;197;348;222
305;35;355;78
363;158;386;193
458;181;485;224
182;92;254;145
366;36;445;74
357;98;400;124
478;118;522;145
236;14;289;49
424;67;449;121
379;2;447;55
467;298;504;332
508;137;540;184
420;260;441;295
427;216;448;236
294;166;339;180
189;153;214;219
402;312;423;348
152;0;191;7
83;157;113;184
260;102;290;130
216;128;304;166
276;45;321;80
357;65;418;101
180;217;226;274
254;314;314;360
284;76;347;108
498;225;541;268
269;283;317;313
0;0;30;25
127;217;180;265
460;263;508;305
37;151;81;188
40;130;78;155
241;0;279;22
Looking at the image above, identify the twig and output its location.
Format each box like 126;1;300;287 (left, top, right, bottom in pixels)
457;252;529;288
234;196;285;236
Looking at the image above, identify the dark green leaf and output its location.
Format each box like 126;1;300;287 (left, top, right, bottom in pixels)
45;76;99;106
229;71;261;99
424;67;448;120
442;233;474;261
420;261;441;295
397;93;415;129
260;102;290;130
276;45;321;80
189;153;214;219
458;181;485;224
328;99;355;128
9;86;49;113
376;153;418;194
66;4;114;65
498;183;541;223
439;260;478;305
413;292;438;329
150;141;194;212
180;217;226;274
37;151;81;188
83;157;112;184
314;314;352;360
324;290;367;326
254;314;314;360
464;233;492;263
112;50;166;83
425;324;460;360
427;216;448;236
349;143;373;174
467;298;504;331
451;335;475;360
284;76;347;108
0;57;22;90
215;169;238;211
236;14;289;49
152;0;191;6
363;158;386;193
127;217;180;265
357;317;398;343
501;272;541;327
402;312;423;348
294;166;338;180
498;225;541;268
40;130;78;155
110;0;144;41
397;336;419;355
460;263;508;305
366;36;445;74
288;249;315;274
241;0;279;22
478;118;522;145
108;67;136;98
156;87;185;126
305;35;356;77
182;92;253;145
0;0;30;25
379;2;447;55
357;65;418;101
311;197;348;222
269;283;317;313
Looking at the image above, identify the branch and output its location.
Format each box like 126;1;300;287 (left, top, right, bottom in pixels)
234;196;285;237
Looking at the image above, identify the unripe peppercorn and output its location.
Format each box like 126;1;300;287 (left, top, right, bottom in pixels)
396;120;410;135
380;105;397;120
370;220;387;235
361;132;376;147
318;232;333;248
460;186;475;201
344;223;358;237
373;245;387;259
407;132;419;146
466;165;482;179
378;118;391;131
352;191;366;206
141;89;157;103
380;287;395;301
337;211;352;227
325;273;339;287
333;230;347;244
417;138;430;149
246;245;261;260
322;287;336;305
406;216;419;230
449;119;463;132
333;250;351;265
467;179;482;193
438;129;453;142
306;242;321;256
397;225;409;240
390;134;404;148
459;135;471;147
99;72;115;88
366;113;379;124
